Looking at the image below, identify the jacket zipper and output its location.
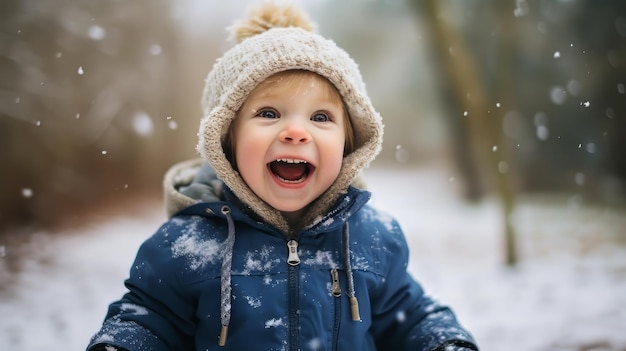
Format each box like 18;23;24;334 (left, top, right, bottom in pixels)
287;239;300;266
287;240;300;351
331;268;342;351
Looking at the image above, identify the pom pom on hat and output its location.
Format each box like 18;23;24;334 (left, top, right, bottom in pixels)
229;0;316;43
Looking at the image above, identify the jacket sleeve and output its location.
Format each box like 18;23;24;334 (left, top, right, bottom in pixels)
86;225;196;351
369;218;479;351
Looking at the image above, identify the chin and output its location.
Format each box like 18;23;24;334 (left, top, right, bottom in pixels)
269;200;308;214
275;204;306;214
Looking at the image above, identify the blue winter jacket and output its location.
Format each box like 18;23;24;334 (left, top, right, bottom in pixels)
87;166;477;351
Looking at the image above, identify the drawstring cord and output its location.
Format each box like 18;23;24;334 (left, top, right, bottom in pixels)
342;223;361;321
219;206;235;346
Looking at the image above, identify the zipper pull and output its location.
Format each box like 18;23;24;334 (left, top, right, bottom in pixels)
330;269;342;297
287;240;300;266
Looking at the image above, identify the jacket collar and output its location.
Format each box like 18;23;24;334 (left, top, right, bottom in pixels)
164;159;371;237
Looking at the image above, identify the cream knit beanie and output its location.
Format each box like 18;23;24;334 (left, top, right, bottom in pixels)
197;1;383;233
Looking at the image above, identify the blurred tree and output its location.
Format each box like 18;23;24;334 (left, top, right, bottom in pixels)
412;0;519;265
408;1;486;201
409;0;626;263
452;0;626;202
0;0;188;235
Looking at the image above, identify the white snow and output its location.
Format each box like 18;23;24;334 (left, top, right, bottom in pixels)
302;251;339;268
238;246;281;275
119;303;148;316
264;318;284;329
171;217;221;270
131;112;154;137
1;167;625;350
244;295;262;309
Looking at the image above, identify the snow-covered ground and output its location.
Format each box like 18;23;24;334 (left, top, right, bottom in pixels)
1;166;625;351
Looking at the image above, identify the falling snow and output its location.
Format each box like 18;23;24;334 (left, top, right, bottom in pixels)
88;25;106;40
149;44;162;56
132;112;154;137
550;87;567;105
166;116;178;130
21;188;33;198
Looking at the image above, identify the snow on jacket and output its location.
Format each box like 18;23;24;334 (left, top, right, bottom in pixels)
86;160;478;351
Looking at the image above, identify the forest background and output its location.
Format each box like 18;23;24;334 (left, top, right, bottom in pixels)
2;0;626;243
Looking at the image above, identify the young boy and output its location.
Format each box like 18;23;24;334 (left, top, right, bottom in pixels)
87;1;478;350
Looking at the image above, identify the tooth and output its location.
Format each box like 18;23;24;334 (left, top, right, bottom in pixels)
276;159;307;164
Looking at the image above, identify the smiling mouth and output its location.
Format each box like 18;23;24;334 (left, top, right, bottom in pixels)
268;159;314;184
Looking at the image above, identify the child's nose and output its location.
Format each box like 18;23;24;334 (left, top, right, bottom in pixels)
279;121;311;144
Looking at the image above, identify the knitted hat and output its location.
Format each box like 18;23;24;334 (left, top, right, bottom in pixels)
197;1;383;233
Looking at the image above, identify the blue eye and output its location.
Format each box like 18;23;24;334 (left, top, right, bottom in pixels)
311;112;329;122
257;109;278;119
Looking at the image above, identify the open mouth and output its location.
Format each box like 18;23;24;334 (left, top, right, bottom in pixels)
268;158;314;184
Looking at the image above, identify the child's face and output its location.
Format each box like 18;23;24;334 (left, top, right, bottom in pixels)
232;71;347;219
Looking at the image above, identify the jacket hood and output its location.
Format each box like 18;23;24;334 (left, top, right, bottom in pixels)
164;159;221;218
